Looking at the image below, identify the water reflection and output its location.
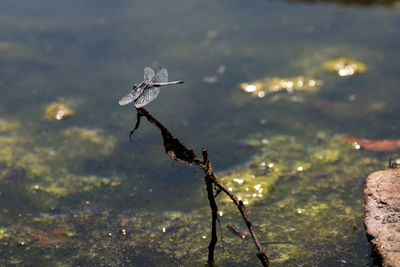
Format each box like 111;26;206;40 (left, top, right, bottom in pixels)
239;76;322;99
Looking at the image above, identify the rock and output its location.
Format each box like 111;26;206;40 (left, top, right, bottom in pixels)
364;168;400;267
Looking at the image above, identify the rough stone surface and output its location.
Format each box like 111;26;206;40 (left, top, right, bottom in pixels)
364;168;400;267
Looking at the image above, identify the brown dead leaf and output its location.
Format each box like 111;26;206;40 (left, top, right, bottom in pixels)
27;227;71;246
344;137;400;152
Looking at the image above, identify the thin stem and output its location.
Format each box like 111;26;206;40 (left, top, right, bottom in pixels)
205;175;218;264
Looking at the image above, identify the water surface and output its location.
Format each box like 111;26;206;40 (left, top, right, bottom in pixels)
0;0;399;265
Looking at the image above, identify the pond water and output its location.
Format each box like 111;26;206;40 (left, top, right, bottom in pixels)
0;0;399;266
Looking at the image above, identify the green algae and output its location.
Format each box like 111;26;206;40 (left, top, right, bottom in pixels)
0;120;120;206
239;75;322;99
219;168;281;206
0;119;19;132
323;57;367;76
61;127;116;157
221;134;358;206
0;227;10;239
0;113;383;266
32;174;120;198
0;127;385;266
311;149;340;164
43;102;75;121
214;133;381;265
1;207;266;266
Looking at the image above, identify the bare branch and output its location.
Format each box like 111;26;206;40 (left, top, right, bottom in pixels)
205;175;218;264
131;107;270;267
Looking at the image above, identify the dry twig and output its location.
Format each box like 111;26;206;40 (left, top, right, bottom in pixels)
131;107;270;266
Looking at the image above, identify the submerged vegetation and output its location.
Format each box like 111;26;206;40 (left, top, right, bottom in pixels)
217;134;381;264
239;76;322;99
0;116;384;265
0;119;120;209
322;57;367;77
43;102;75;121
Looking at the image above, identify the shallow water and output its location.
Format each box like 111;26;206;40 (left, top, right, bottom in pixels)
0;0;399;266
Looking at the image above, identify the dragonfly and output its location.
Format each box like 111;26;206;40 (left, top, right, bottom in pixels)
119;67;184;108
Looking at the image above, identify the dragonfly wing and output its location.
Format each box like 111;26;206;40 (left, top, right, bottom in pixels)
134;87;160;108
130;84;144;99
119;85;144;106
144;67;155;82
153;68;168;83
119;93;134;105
